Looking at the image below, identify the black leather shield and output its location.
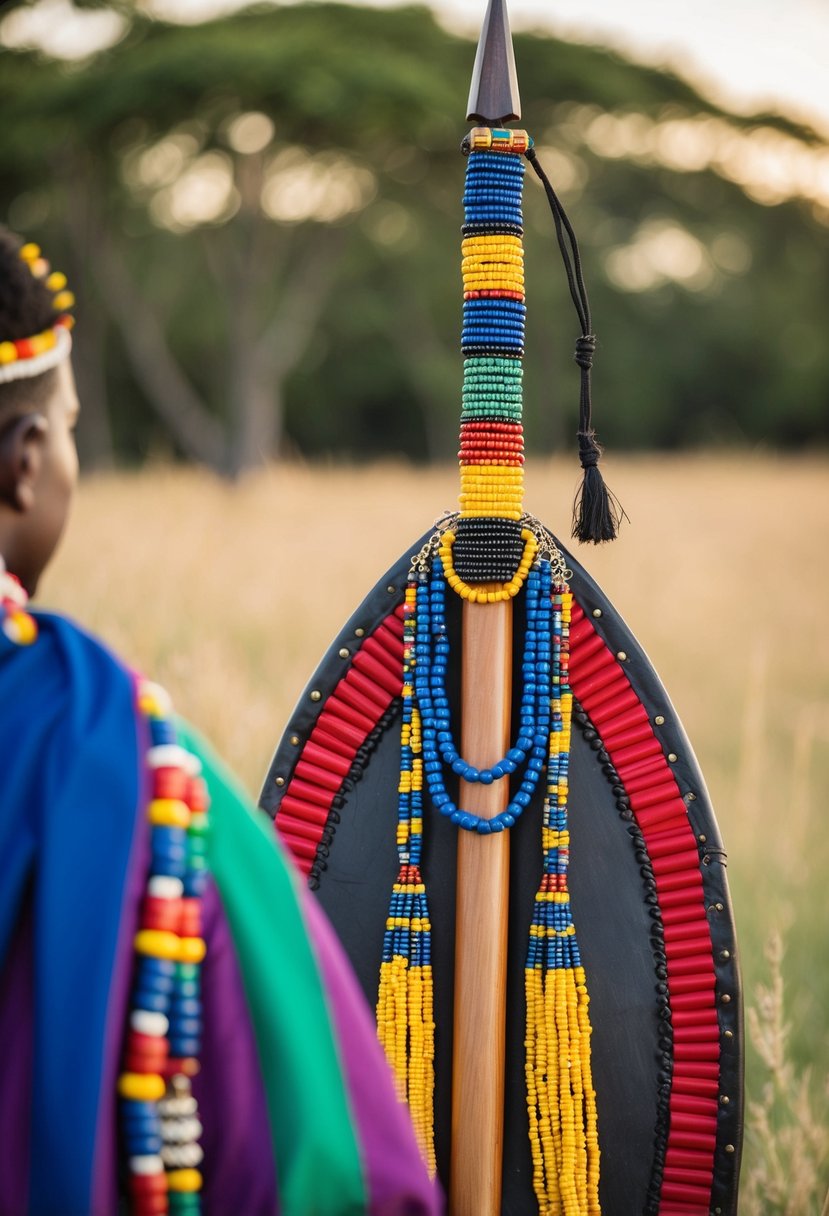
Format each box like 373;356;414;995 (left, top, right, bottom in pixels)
260;532;743;1215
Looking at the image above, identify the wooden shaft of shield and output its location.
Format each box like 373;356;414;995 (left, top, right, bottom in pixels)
450;599;512;1214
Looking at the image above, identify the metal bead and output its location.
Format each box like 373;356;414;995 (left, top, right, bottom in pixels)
654;714;665;725
354;627;365;637
386;585;396;593
720;949;731;960
724;1029;734;1040
310;690;322;702
668;752;678;762
720;993;731;1004
698;834;707;843
720;1095;730;1105
592;608;602;618
616;650;627;661
685;791;697;802
725;1144;735;1154
338;647;349;659
275;776;285;787
289;735;300;746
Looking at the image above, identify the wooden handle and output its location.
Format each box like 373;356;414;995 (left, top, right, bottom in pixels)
450;598;512;1216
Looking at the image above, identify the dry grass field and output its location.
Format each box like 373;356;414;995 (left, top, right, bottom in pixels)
43;453;828;1210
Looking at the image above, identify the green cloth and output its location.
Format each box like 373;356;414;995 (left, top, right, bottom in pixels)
177;721;368;1216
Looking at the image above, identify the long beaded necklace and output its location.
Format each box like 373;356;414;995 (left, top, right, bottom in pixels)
119;681;208;1216
414;553;551;833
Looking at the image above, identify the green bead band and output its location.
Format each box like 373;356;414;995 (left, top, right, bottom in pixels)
463;356;523;372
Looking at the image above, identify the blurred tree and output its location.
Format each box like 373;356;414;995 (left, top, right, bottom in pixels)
0;3;827;470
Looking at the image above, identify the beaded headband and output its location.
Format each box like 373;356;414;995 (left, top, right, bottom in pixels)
0;242;75;385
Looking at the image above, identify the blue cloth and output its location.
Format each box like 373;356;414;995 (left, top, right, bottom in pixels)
0;613;143;1215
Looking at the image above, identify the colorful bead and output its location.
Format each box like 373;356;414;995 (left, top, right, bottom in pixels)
0;246;75;386
118;681;209;1215
376;583;436;1177
454;143;531;579
524;588;600;1213
375;127;600;1205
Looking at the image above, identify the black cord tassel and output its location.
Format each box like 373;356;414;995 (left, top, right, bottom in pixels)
526;146;625;543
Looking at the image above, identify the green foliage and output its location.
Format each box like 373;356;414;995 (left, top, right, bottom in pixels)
1;2;827;469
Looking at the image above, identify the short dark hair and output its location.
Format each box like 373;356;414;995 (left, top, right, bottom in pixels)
0;227;61;415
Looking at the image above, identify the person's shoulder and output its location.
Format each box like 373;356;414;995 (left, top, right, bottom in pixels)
0;607;137;729
33;608;134;684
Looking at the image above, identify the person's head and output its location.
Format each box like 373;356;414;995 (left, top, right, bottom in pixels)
0;229;79;596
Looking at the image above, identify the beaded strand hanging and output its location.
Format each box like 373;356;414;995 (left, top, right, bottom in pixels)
118;681;209;1216
525;586;600;1215
376;580;436;1175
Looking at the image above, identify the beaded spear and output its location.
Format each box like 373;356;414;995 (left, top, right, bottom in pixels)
375;3;606;1211
262;0;745;1211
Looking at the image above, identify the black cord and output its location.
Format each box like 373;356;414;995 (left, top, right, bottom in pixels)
525;145;625;540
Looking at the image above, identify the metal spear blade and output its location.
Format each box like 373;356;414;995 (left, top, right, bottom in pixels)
466;0;521;125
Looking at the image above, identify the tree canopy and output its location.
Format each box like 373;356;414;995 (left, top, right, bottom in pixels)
1;2;827;471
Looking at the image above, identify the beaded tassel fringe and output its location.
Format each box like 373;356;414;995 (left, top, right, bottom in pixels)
376;582;436;1176
525;588;600;1215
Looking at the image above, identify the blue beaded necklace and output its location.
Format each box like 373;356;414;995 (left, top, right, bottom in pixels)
413;554;552;834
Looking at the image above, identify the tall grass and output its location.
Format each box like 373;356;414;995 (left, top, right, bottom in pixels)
43;453;829;1208
743;933;828;1215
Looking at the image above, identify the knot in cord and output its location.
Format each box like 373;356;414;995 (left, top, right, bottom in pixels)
574;335;596;372
577;429;601;469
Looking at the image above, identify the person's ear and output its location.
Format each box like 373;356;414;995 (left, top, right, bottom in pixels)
0;414;48;513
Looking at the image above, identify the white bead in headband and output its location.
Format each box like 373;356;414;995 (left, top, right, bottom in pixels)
0;324;72;385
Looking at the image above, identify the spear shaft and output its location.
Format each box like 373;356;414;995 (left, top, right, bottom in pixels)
451;602;512;1214
450;2;522;1210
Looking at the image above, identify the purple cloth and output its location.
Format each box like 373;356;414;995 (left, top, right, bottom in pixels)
91;688;150;1215
194;881;278;1216
301;893;444;1216
0;898;34;1216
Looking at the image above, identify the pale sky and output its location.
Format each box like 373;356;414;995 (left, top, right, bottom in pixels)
2;0;828;138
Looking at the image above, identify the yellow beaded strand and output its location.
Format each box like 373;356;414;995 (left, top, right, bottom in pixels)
525;590;600;1214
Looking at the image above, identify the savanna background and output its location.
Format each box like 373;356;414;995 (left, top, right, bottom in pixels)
2;0;827;1208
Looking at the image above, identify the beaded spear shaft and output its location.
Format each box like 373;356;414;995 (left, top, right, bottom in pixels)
264;1;745;1196
451;3;524;1212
